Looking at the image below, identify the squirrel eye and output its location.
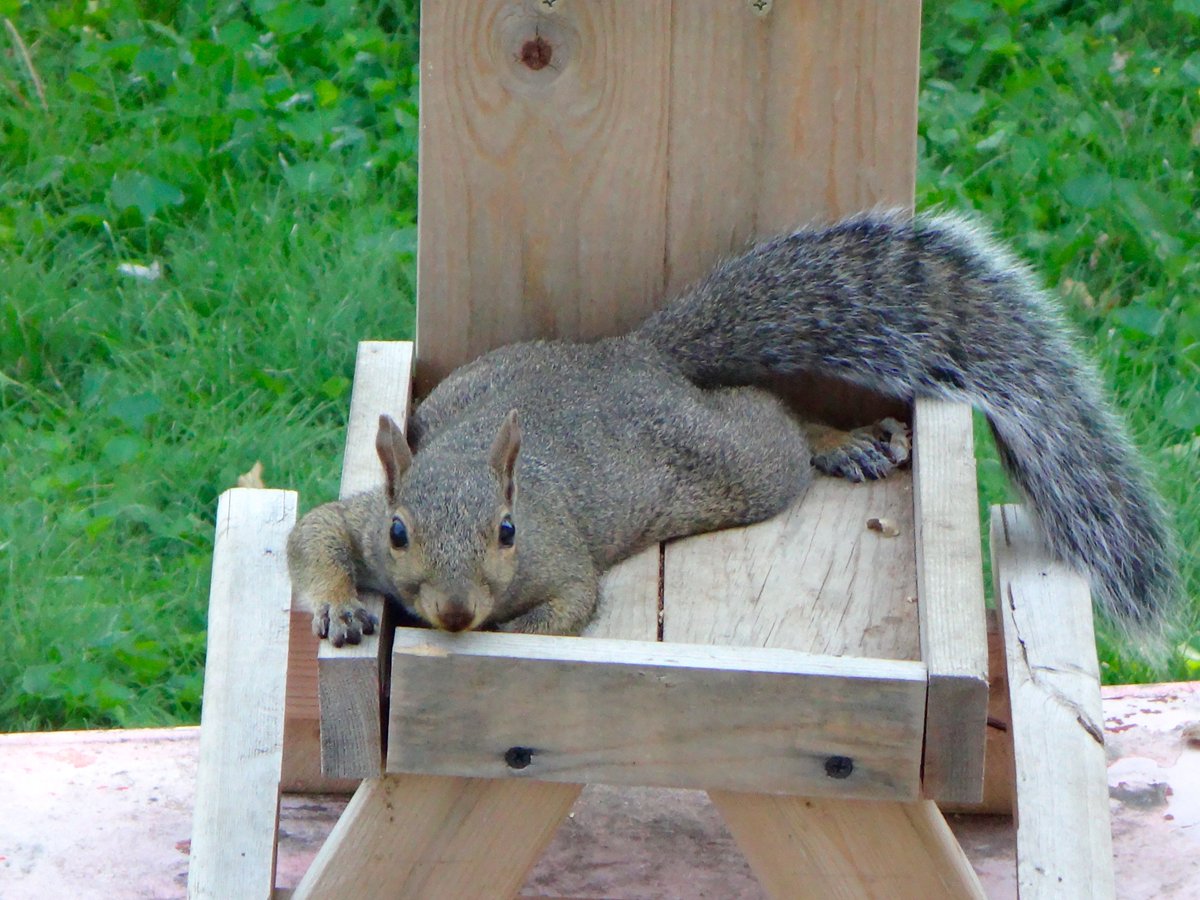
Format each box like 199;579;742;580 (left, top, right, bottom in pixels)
498;514;516;548
389;516;409;550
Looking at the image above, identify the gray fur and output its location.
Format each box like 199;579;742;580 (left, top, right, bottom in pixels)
639;211;1178;635
288;211;1177;644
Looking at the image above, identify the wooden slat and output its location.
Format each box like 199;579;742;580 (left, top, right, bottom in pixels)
709;792;986;900
189;489;295;900
290;774;579;900
314;341;413;779
583;545;660;641
940;609;1016;816
386;631;927;800
338;341;415;497
283;341;413;788
664;473;920;661
664;0;921;296
753;0;921;231
416;0;672;392
991;505;1115;899
913;399;989;803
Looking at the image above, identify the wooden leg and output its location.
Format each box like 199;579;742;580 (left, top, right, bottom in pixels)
189;489;296;900
291;775;580;899
991;505;1115;899
709;792;986;900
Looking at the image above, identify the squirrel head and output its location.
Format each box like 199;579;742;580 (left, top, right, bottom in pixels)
374;411;521;632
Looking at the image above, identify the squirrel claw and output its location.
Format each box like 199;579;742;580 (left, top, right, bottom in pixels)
813;417;911;483
312;602;379;648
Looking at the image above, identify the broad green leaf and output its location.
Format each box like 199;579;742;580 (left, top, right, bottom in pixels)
110;173;185;219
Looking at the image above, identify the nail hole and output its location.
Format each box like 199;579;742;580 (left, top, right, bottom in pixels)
824;755;854;779
505;746;534;769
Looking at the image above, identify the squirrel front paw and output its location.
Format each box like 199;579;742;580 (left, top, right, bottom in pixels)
312;600;379;648
811;417;911;483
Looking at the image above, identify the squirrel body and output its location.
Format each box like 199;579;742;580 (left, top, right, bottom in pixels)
287;211;1177;646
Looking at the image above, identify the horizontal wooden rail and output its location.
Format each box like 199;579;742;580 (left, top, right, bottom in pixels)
386;630;927;800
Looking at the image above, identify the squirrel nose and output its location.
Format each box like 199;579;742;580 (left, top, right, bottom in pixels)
436;602;476;633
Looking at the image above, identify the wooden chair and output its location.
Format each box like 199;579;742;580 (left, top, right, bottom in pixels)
186;3;1115;897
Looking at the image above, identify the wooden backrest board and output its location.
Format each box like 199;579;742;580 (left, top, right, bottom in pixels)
415;0;921;392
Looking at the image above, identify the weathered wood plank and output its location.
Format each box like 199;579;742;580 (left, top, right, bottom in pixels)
583;544;660;641
416;0;672;392
290;774;579;900
913;399;989;803
664;0;921;297
753;0;921;231
189;489;295;900
991;505;1115;899
664;473;920;661
314;341;413;779
385;631;927;800
709;792;986;900
282;341;412;788
940;609;1016;816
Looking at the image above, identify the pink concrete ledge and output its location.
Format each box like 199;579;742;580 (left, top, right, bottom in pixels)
0;682;1197;899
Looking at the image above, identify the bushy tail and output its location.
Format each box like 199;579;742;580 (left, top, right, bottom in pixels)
637;211;1178;638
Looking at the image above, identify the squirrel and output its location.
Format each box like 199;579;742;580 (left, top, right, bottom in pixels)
287;210;1178;649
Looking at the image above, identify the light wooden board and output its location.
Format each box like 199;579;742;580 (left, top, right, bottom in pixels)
709;792;986;900
290;773;579;900
315;341;413;779
664;0;921;296
912;399;989;803
583;544;660;641
386;631;927;800
281;341;413;787
664;472;920;660
991;505;1115;899
338;341;415;497
416;0;672;392
189;489;295;900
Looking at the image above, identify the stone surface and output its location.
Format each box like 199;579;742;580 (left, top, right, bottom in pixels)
0;682;1197;898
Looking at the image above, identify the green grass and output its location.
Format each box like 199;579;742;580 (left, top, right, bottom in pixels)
916;1;1200;681
1;0;419;729
1;0;1197;731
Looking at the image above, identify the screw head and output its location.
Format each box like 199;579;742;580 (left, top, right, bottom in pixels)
505;746;534;769
824;755;854;779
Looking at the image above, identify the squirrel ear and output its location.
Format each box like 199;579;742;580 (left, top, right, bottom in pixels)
376;414;412;507
489;409;521;505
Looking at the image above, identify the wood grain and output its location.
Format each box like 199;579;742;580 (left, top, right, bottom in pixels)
991;505;1115;899
912;398;989;803
710;792;986;900
316;341;413;779
386;631;927;800
664;0;922;296
416;0;672;392
663;473;920;661
189;489;295;900
583;544;660;641
290;773;579;900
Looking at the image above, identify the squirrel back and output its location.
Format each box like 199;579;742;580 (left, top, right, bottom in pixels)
637;211;1179;637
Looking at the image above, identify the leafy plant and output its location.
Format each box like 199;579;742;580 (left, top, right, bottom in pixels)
1;0;1197;731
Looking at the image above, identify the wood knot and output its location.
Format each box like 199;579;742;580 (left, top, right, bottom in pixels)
520;35;553;71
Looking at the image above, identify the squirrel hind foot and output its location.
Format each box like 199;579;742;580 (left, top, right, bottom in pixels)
810;417;911;483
